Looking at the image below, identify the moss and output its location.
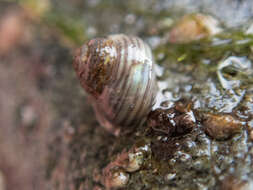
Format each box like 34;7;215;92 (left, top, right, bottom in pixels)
155;32;253;68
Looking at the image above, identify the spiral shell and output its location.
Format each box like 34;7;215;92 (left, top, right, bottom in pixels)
73;34;157;134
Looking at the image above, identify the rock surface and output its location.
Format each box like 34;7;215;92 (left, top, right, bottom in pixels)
0;0;253;190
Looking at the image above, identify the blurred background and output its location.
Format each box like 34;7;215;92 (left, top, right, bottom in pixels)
1;0;253;190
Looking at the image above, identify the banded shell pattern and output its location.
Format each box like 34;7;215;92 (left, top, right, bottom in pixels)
73;34;157;133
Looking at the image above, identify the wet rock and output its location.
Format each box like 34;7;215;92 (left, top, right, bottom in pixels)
250;130;253;141
221;176;253;190
217;56;252;90
147;101;196;136
102;142;151;189
102;140;154;189
202;113;243;140
103;167;129;190
102;145;145;174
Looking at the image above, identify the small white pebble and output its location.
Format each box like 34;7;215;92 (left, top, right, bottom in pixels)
111;170;129;188
165;173;176;181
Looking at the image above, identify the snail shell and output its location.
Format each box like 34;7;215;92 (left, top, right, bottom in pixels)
73;34;157;134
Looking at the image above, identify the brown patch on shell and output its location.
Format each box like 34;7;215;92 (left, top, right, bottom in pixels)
73;38;117;98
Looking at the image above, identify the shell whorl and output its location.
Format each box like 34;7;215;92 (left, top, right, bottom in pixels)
73;34;157;133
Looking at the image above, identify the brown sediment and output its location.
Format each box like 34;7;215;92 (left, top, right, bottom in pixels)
147;101;196;137
221;176;251;190
202;113;243;140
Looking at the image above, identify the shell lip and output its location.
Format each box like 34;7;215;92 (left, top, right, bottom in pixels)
73;45;96;96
